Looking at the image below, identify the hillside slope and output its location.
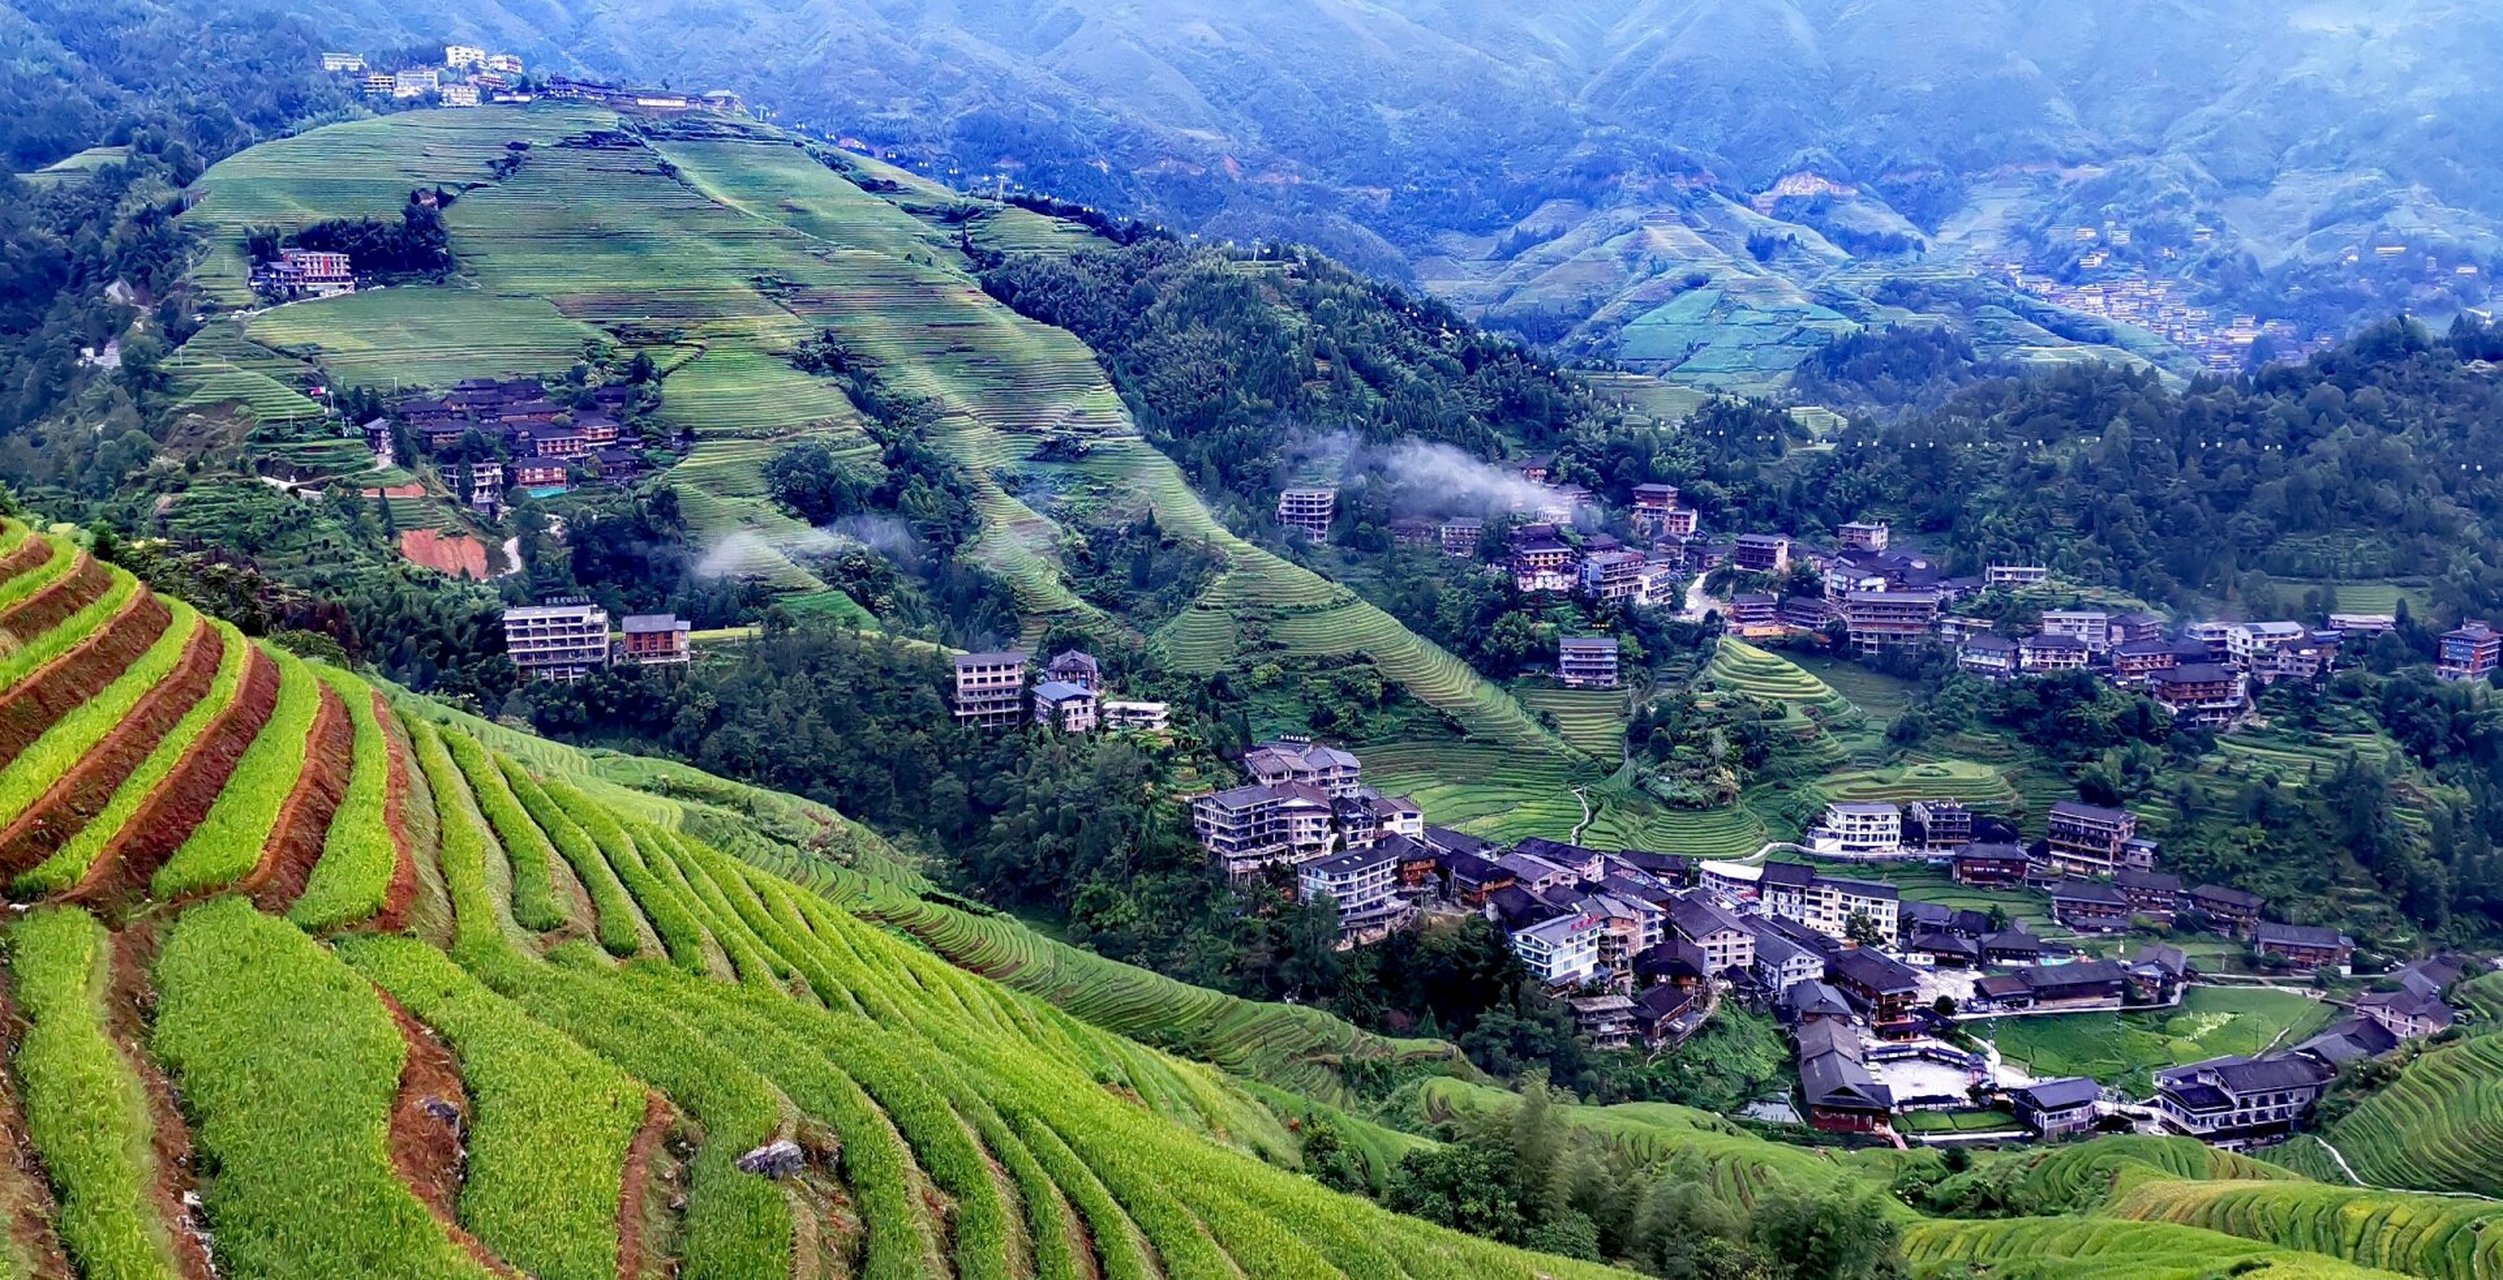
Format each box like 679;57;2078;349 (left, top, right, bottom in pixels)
0;519;2494;1278
172;103;1568;754
0;518;1622;1279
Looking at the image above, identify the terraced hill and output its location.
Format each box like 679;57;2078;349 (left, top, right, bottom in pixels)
1;524;2498;1278
0;520;1624;1279
174;105;1565;754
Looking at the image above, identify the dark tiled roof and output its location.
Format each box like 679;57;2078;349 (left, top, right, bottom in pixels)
2012;1077;2101;1111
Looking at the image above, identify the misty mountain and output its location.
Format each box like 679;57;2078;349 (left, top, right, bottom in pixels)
30;0;2503;377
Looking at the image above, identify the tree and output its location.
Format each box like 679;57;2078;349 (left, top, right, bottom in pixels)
1750;1188;1904;1280
1388;1138;1527;1243
1844;911;1885;947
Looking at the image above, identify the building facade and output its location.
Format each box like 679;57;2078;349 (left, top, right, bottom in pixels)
503;603;611;681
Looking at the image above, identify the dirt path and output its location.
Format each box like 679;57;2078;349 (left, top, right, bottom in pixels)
239;683;352;915
377;992;518;1277
0;622;220;880
104;925;214;1280
375;691;420;932
617;1092;671;1280
69;645;280;909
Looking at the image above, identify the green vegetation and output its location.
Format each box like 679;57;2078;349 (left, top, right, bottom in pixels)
288;667;395;930
339;937;645;1280
0;598;195;822
1979;986;2335;1095
151;646;322;897
152;896;494;1278
8;906;182;1280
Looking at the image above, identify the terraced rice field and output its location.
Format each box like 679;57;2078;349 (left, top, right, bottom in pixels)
0;521;1639;1280
2289;1016;2503;1197
1978;986;2335;1094
0;517;2482;1280
1513;685;1629;759
178;108;1566;749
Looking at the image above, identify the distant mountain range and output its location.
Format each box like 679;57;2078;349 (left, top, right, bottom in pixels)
91;0;2503;384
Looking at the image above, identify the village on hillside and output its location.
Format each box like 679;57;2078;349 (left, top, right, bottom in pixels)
926;463;2500;1152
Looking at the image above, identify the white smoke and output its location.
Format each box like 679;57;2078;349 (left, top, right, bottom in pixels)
1297;430;1584;522
695;518;924;579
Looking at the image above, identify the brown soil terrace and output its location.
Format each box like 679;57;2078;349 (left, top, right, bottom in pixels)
0;594;172;769
0;558;108;645
240;682;351;915
105;926;214;1280
398;529;493;580
0;623;221;881
617;1091;671;1280
378;993;518;1277
0;539;57;590
375;691;419;932
68;644;280;908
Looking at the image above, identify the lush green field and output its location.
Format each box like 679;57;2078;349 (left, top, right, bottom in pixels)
1978;985;2335;1094
0;527;2480;1280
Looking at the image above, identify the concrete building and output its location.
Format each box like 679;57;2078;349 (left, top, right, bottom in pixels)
1300;846;1407;941
1802;877;1900;944
1837;521;1890;552
1815;802;1902;856
2155;1055;2331;1150
2226;621;2309;667
1668;895;1755;979
1580;549;1645;602
1193;783;1336;876
1557;636;1620;689
1842;590;1941;653
444;43;487;67
1277;487;1336;540
1033;681;1099;733
2010;1077;2102;1139
1438;517;1484;557
1102;700;1171;732
1987;565;2050;586
2439;622;2501;682
440;82;480;107
393;67;441;97
2046;800;2140;877
1512;912;1604;987
1044;649;1101;691
1906;801;1972;850
503;602;611;681
1733;534;1792;574
2040;610;2113;653
2149;664;2244;726
618;614;690;665
321;51;367;72
1243;740;1364;799
951;651;1031;728
1958;633;2019;680
2019;633;2091;673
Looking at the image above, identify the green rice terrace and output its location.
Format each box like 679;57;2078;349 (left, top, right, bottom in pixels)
170;103;1562;753
0;519;2498;1277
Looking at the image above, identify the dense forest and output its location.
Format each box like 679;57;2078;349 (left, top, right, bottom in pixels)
1734;320;2503;617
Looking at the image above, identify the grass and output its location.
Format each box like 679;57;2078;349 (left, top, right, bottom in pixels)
1977;985;2335;1095
16;621;250;895
248;288;610;390
0;568;142;696
289;666;396;931
152;646;323;898
8;906;183;1280
2293;1021;2503;1197
152;896;494;1278
339;937;645;1280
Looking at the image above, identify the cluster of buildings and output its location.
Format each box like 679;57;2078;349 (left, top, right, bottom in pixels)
380;377;647;508
1991;254;2331;375
1187;739;1422;884
948;648;1171;736
327;44;529;108
501;602;690;680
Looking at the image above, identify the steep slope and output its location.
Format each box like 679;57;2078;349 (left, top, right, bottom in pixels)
0;520;2495;1277
173;104;1568;753
0;519;1625;1279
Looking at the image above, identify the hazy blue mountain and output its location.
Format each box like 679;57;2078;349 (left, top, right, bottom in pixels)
98;0;2503;381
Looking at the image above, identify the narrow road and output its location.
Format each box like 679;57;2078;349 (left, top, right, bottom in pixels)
1569;786;1594;843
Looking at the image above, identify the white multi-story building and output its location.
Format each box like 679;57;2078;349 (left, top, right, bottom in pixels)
1300;846;1406;940
1816;802;1902;856
1277;487;1336;540
444;44;487;67
2040;610;2113;653
503;603;611;681
321;52;367;72
1512;912;1604;987
393;68;440;98
2226;621;2309;667
1802;877;1901;944
951;651;1031;727
1193;783;1336;876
